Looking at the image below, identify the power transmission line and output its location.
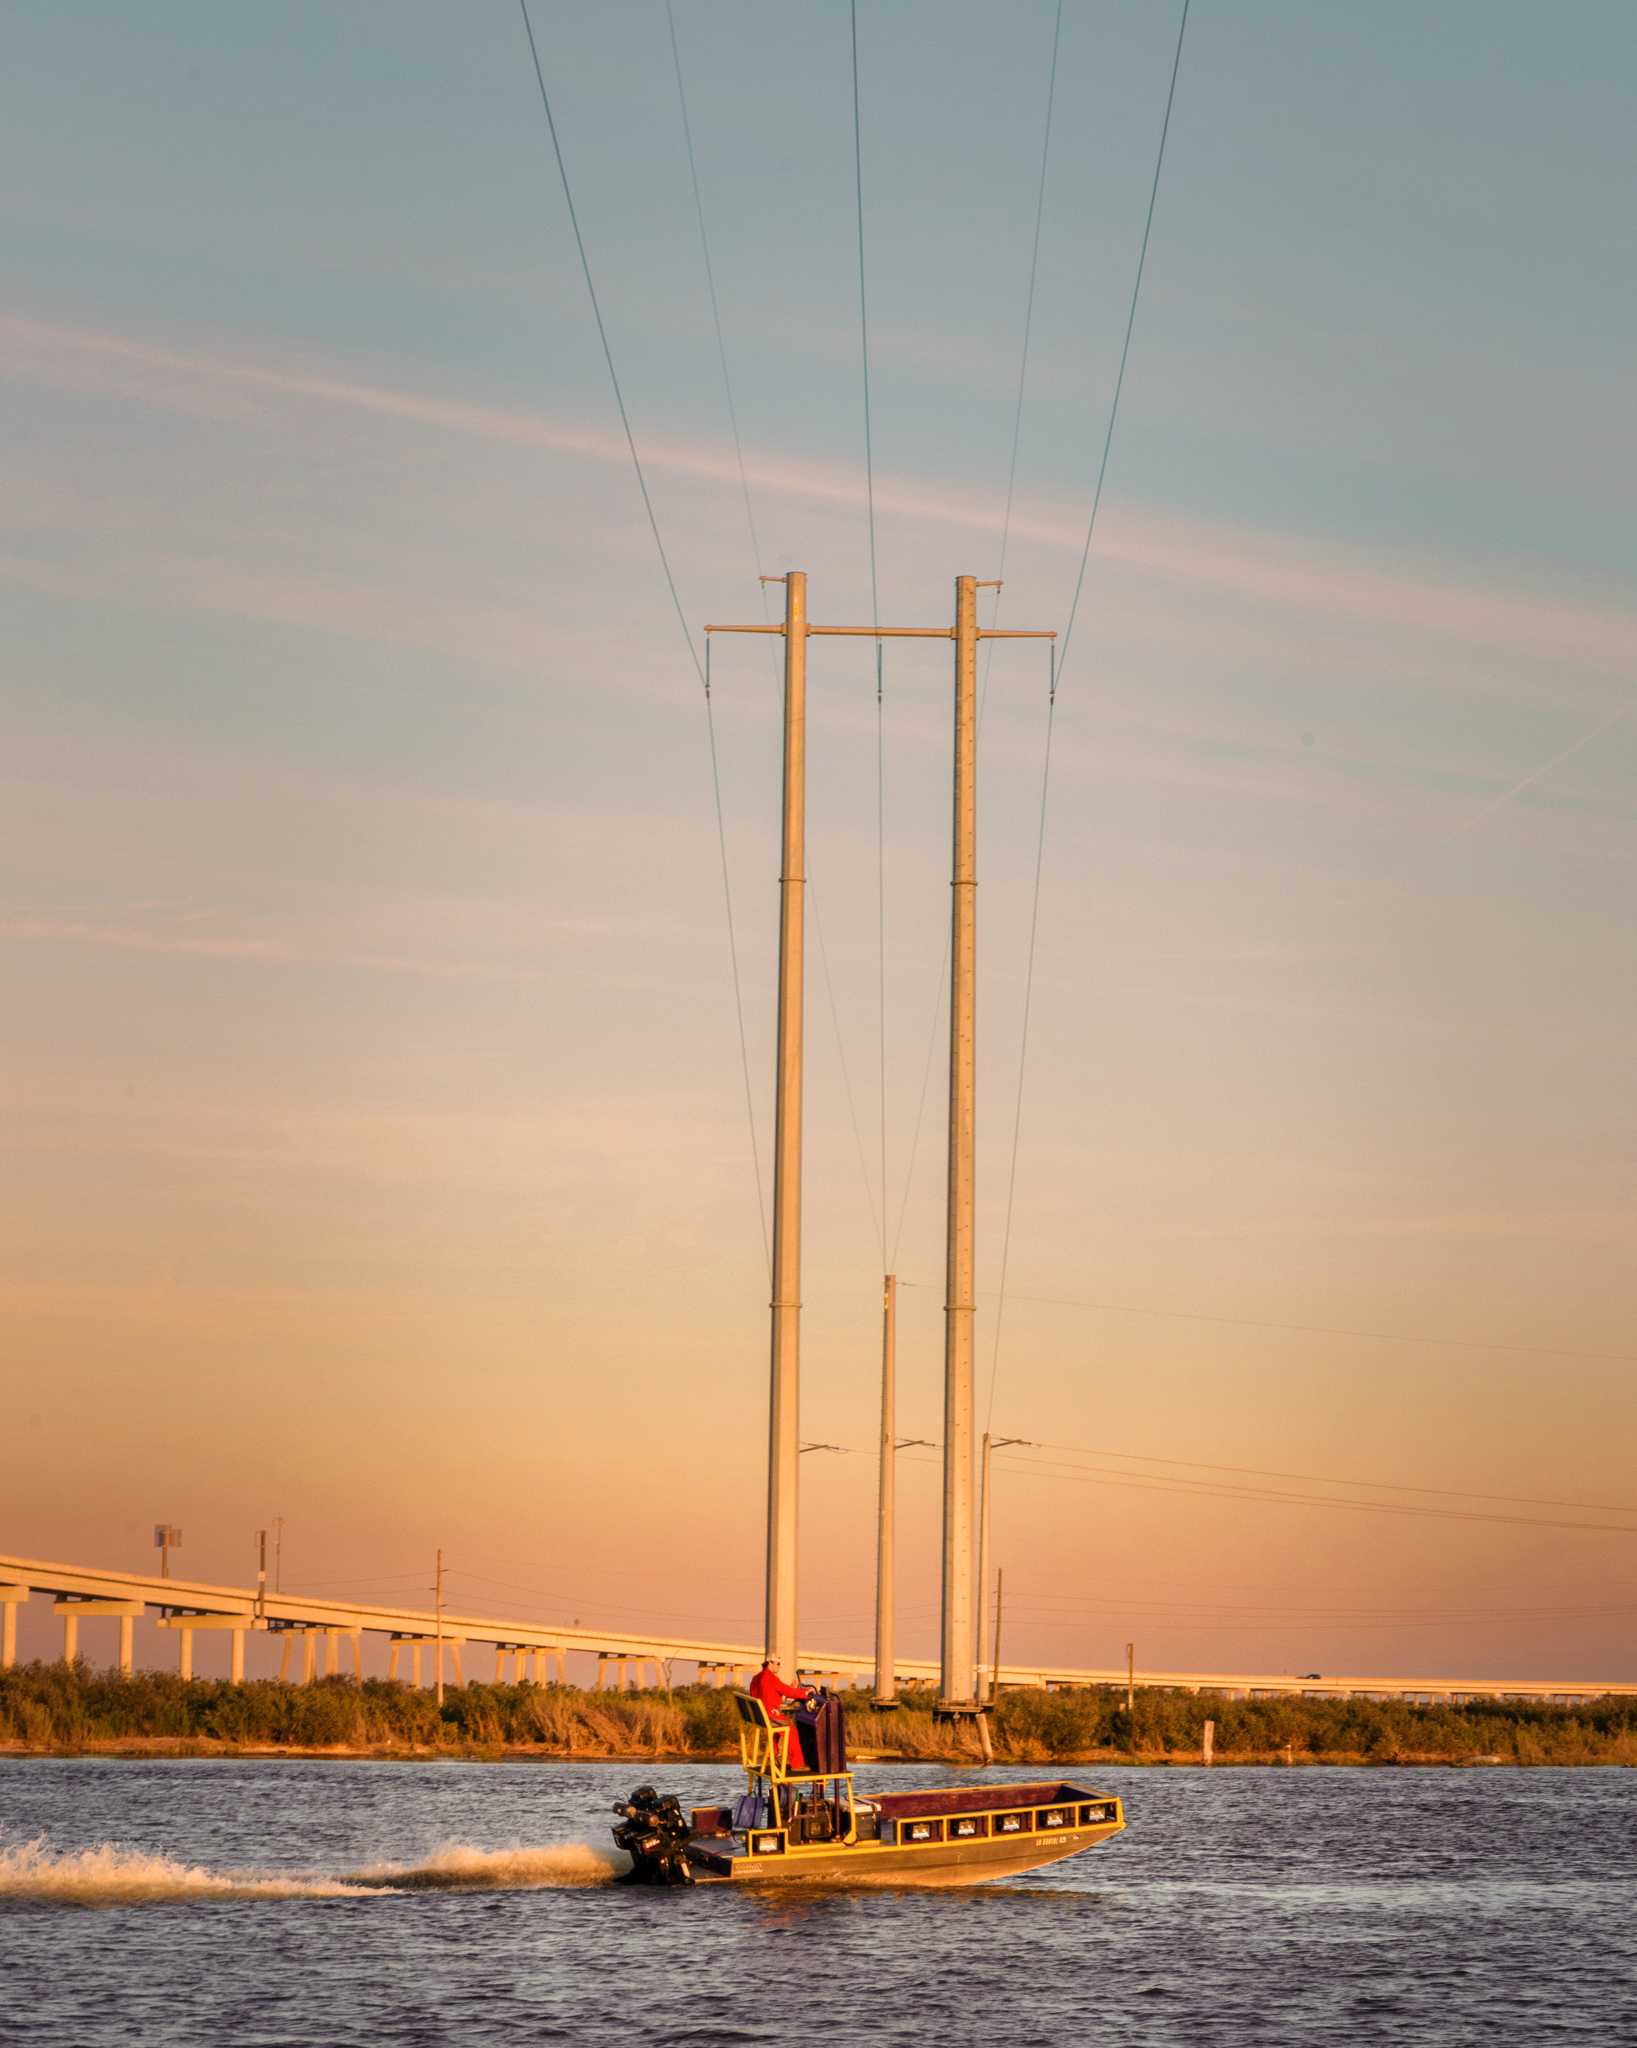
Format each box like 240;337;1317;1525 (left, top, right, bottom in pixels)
850;0;889;1267
850;0;881;641
893;4;1061;1276
978;0;1063;730
986;0;1191;1430
1056;0;1192;675
670;6;886;1254
895;1448;1636;1537
1027;1440;1637;1517
993;1451;1637;1539
666;1;767;592
518;0;769;1270
812;877;885;1261
1005;1289;1637;1368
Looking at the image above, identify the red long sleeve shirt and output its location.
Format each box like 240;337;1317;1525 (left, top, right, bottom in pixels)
749;1666;808;1720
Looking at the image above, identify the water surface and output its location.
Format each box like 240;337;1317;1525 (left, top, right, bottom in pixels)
1;1758;1630;2044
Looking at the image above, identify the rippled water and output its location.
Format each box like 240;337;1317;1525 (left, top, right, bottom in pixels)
2;1758;1631;2044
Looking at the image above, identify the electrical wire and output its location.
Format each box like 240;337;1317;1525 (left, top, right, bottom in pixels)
519;0;769;1270
1056;0;1191;675
984;1;1190;1430
892;7;1061;1279
1004;1289;1637;1368
812;877;885;1259
1026;1440;1637;1517
666;1;766;592
994;1451;1637;1539
850;0;881;642
977;0;1063;731
888;935;947;1270
894;1447;1636;1537
849;0;890;1271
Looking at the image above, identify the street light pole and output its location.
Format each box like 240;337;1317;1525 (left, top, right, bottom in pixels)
435;1549;446;1709
976;1435;1034;1700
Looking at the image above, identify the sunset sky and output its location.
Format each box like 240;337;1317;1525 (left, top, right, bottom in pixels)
4;1;1634;1682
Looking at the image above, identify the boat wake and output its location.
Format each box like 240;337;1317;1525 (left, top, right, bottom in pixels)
0;1836;625;1908
352;1841;627;1890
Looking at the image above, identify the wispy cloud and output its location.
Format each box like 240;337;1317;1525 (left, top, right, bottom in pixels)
5;310;1637;681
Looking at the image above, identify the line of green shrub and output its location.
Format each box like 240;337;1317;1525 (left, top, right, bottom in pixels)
2;1662;1632;1763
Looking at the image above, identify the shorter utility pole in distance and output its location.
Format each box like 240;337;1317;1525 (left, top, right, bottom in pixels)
874;1273;898;1708
273;1516;284;1593
154;1523;180;1579
991;1567;1005;1707
256;1529;267;1620
977;1434;1034;1698
1126;1641;1135;1717
435;1549;446;1709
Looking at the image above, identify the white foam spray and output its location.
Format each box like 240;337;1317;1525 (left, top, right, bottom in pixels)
0;1835;626;1908
0;1837;392;1907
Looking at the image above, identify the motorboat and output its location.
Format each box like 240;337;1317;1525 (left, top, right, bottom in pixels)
612;1690;1124;1885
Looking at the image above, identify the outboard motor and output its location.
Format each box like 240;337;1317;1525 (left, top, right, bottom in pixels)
611;1786;696;1886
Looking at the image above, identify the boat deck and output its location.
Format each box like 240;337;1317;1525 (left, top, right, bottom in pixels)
682;1780;1123;1884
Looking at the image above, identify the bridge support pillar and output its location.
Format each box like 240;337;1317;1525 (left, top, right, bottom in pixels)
55;1595;143;1670
0;1585;26;1669
157;1614;257;1682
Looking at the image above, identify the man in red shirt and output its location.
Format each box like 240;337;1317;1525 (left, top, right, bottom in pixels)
748;1656;809;1772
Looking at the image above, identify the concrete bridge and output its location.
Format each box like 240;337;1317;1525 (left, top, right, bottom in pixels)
2;1552;1631;1704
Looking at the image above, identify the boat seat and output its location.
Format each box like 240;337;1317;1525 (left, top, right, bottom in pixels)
733;1690;795;1777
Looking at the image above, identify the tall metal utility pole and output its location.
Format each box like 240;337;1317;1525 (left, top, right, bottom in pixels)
976;1433;1034;1700
706;574;1052;1692
766;568;808;1674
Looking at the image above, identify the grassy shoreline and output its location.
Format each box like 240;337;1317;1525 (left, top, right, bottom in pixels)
3;1664;1633;1766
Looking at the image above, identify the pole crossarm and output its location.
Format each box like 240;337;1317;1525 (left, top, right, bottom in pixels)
707;624;1054;641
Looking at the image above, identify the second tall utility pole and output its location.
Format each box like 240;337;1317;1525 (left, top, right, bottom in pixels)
765;570;807;1674
941;573;984;1712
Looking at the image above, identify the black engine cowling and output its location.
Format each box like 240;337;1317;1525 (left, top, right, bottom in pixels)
611;1786;696;1886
